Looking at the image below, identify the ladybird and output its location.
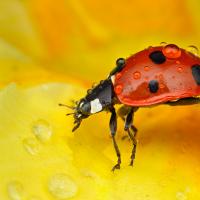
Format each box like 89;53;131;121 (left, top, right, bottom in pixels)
60;44;200;171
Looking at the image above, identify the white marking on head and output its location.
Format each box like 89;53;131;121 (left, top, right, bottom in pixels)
79;102;84;108
110;75;115;84
90;98;103;114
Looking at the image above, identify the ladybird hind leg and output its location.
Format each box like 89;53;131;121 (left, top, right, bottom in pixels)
118;106;138;166
109;107;121;172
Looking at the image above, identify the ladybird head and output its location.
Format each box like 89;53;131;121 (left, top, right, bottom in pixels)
70;78;115;131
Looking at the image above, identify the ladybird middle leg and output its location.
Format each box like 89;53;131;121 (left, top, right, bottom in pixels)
118;106;138;166
109;107;121;172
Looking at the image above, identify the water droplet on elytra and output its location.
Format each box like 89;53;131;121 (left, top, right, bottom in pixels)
144;66;150;71
114;84;123;94
115;72;122;80
177;66;183;73
48;173;78;199
7;181;23;200
159;83;165;89
133;71;141;79
32;119;52;143
162;44;181;59
23;137;40;155
187;45;199;56
160;42;167;46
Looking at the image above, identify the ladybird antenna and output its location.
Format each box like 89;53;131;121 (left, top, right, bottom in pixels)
66;113;75;116
58;103;75;110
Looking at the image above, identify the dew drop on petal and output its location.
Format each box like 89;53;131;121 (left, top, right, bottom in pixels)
162;44;181;59
48;173;78;199
133;71;141;79
32;119;52;142
114;84;123;94
7;181;23;200
187;45;199;56
23;137;40;155
176;191;187;200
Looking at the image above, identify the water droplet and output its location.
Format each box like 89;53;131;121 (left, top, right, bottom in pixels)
7;181;23;200
87;89;92;94
114;84;123;94
160;42;167;46
176;60;181;64
187;45;199;56
133;71;141;79
32;119;52;142
92;82;97;88
159;83;165;89
176;191;187;200
115;72;122;80
48;173;78;199
144;66;150;71
23;137;40;155
162;44;181;59
177;66;183;73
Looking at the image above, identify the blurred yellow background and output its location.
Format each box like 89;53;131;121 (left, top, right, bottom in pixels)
1;0;200;200
1;0;200;85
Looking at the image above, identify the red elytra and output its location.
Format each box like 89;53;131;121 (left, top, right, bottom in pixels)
114;45;200;106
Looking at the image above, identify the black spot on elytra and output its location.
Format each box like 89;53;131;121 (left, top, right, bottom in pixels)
148;80;159;93
191;64;200;85
149;51;166;64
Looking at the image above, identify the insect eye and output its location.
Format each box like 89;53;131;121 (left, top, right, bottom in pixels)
116;58;126;67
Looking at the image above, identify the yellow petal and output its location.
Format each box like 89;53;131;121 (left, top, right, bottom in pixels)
1;82;200;199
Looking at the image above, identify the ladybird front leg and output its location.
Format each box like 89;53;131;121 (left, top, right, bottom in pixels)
109;107;121;172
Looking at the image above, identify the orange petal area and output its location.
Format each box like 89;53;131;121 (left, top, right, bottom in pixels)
0;82;200;199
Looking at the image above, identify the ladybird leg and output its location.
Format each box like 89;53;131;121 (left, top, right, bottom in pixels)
117;106;138;139
109;107;121;172
123;107;138;166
